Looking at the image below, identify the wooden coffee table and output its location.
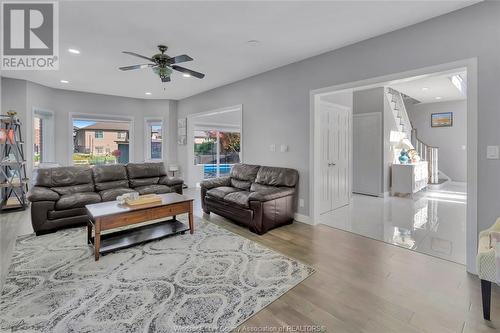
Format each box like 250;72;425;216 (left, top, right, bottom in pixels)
85;193;194;261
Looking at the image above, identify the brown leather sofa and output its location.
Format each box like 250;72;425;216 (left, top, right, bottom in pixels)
200;164;299;234
27;162;183;235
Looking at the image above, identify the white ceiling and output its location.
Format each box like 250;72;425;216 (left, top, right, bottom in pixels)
2;1;480;100
389;71;467;103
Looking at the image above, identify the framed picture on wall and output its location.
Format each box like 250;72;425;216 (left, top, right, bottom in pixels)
431;112;453;127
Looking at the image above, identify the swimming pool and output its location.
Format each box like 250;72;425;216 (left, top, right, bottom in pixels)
203;164;232;178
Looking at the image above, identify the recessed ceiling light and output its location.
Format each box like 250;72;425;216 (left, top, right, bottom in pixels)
435;96;442;100
145;92;152;95
182;73;191;78
60;80;69;84
246;39;260;46
68;48;80;54
422;87;429;91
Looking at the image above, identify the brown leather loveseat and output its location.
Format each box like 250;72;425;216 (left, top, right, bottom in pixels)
27;162;183;235
200;164;299;234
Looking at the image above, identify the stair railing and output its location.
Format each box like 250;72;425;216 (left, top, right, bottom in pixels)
411;128;439;184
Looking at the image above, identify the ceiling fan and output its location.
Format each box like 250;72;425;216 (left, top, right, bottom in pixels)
119;45;205;83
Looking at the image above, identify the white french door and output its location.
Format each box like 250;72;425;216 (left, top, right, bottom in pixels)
318;102;351;215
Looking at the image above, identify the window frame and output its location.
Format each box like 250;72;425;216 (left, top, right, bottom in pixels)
94;130;104;139
32;108;55;169
144;117;165;162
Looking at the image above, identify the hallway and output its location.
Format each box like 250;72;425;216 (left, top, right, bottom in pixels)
319;182;466;264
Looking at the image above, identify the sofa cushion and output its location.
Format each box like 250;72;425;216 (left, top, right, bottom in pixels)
223;191;252;208
134;184;171;195
95;179;129;191
206;186;241;200
51;183;95;196
35;166;93;187
126;162;167;179
130;177;160;187
249;187;295;202
55;192;101;210
200;177;231;190
250;183;275;192
159;176;183;186
230;164;260;182
92;164;129;191
99;188;136;202
92;164;128;183
27;186;60;202
255;166;299;187
230;178;251;190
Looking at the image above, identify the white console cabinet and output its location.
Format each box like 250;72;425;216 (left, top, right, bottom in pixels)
391;161;428;197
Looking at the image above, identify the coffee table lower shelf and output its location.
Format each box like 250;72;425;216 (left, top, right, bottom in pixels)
88;219;190;256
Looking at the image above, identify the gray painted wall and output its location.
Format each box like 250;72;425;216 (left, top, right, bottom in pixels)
1;78;176;176
352;87;398;194
177;1;499;229
407;100;467;182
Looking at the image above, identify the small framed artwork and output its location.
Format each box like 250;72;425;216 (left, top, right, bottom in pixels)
431;112;453;127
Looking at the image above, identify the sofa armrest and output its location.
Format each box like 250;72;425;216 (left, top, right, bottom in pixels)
159;176;184;186
200;176;231;190
27;186;60;202
249;187;295;202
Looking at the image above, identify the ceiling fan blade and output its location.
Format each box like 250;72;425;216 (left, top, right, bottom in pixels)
172;65;205;79
167;54;193;64
122;51;155;62
161;76;171;83
119;64;155;71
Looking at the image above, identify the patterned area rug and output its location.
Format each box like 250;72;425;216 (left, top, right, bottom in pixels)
0;217;314;332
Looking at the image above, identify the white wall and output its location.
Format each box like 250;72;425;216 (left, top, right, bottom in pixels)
407;100;467;182
1;78;176;176
176;1;499;229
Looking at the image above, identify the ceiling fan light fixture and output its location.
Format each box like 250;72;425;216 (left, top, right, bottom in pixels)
182;73;191;78
145;92;152;95
153;66;172;77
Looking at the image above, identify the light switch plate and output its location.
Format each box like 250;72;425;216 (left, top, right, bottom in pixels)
269;144;276;152
487;145;499;159
280;144;288;153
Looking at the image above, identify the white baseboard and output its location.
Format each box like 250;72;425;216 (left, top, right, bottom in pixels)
294;213;314;225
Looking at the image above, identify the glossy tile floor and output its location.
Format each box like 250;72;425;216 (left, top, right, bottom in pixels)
318;182;467;264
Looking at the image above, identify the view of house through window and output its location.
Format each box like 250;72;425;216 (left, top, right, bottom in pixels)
145;120;163;160
194;129;240;178
73;119;130;165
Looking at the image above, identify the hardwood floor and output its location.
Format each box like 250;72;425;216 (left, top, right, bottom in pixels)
1;188;499;332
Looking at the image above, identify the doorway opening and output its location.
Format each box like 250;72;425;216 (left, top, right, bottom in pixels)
310;60;477;272
187;105;242;187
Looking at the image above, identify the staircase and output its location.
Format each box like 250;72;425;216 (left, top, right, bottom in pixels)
385;87;440;184
386;87;412;140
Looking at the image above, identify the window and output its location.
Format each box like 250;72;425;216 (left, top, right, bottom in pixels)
194;129;240;179
73;118;131;165
145;119;163;161
33;109;55;167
